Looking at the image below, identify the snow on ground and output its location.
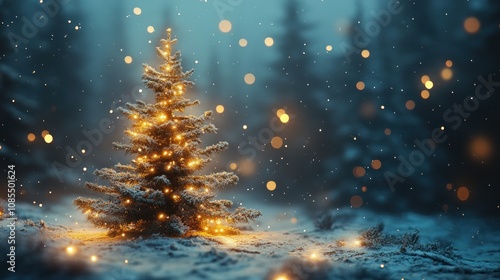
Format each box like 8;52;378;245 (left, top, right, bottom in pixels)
1;200;500;279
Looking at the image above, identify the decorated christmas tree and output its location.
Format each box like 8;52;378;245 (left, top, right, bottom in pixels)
75;29;261;237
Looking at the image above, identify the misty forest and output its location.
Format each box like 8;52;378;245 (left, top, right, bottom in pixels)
1;0;500;279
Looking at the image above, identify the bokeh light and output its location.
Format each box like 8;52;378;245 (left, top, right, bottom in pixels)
356;81;365;90
371;159;382;170
44;134;54;143
361;49;370;58
405;100;415;110
216;105;225;114
244;73;256;85
457;186;470;201
266;181;277;191
350;195;363;208
271;136;283;149
229;162;238;170
147;26;155;33
124;56;133;64
353;166;366;177
441;68;453;80
219;20;232;33
469;136;493;160
421;90;430;99
279;113;290;123
66;246;76;255
264;37;274;47
464;17;480;34
27;133;36;142
421;75;430;84
326;45;333;52
133;7;142;15
239;38;248;47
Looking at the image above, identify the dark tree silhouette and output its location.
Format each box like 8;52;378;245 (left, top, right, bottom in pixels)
260;0;337;206
324;0;448;213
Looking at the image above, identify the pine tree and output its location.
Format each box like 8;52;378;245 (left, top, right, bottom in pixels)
75;29;260;237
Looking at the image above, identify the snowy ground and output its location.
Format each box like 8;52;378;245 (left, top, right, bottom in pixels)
1;200;500;280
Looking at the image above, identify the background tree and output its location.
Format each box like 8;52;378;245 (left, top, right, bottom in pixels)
259;0;337;205
0;1;39;170
322;0;449;213
1;1;88;201
75;29;260;237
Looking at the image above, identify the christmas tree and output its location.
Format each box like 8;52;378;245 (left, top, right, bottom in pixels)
75;29;261;237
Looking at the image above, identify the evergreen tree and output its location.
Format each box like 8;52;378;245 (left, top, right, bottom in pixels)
75;29;260;237
323;0;448;213
0;2;44;175
260;0;336;204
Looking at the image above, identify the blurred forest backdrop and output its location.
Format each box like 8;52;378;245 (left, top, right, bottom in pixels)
1;0;499;218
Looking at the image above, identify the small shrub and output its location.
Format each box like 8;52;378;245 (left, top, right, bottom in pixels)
400;230;420;252
335;239;346;247
360;223;384;248
314;212;334;231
